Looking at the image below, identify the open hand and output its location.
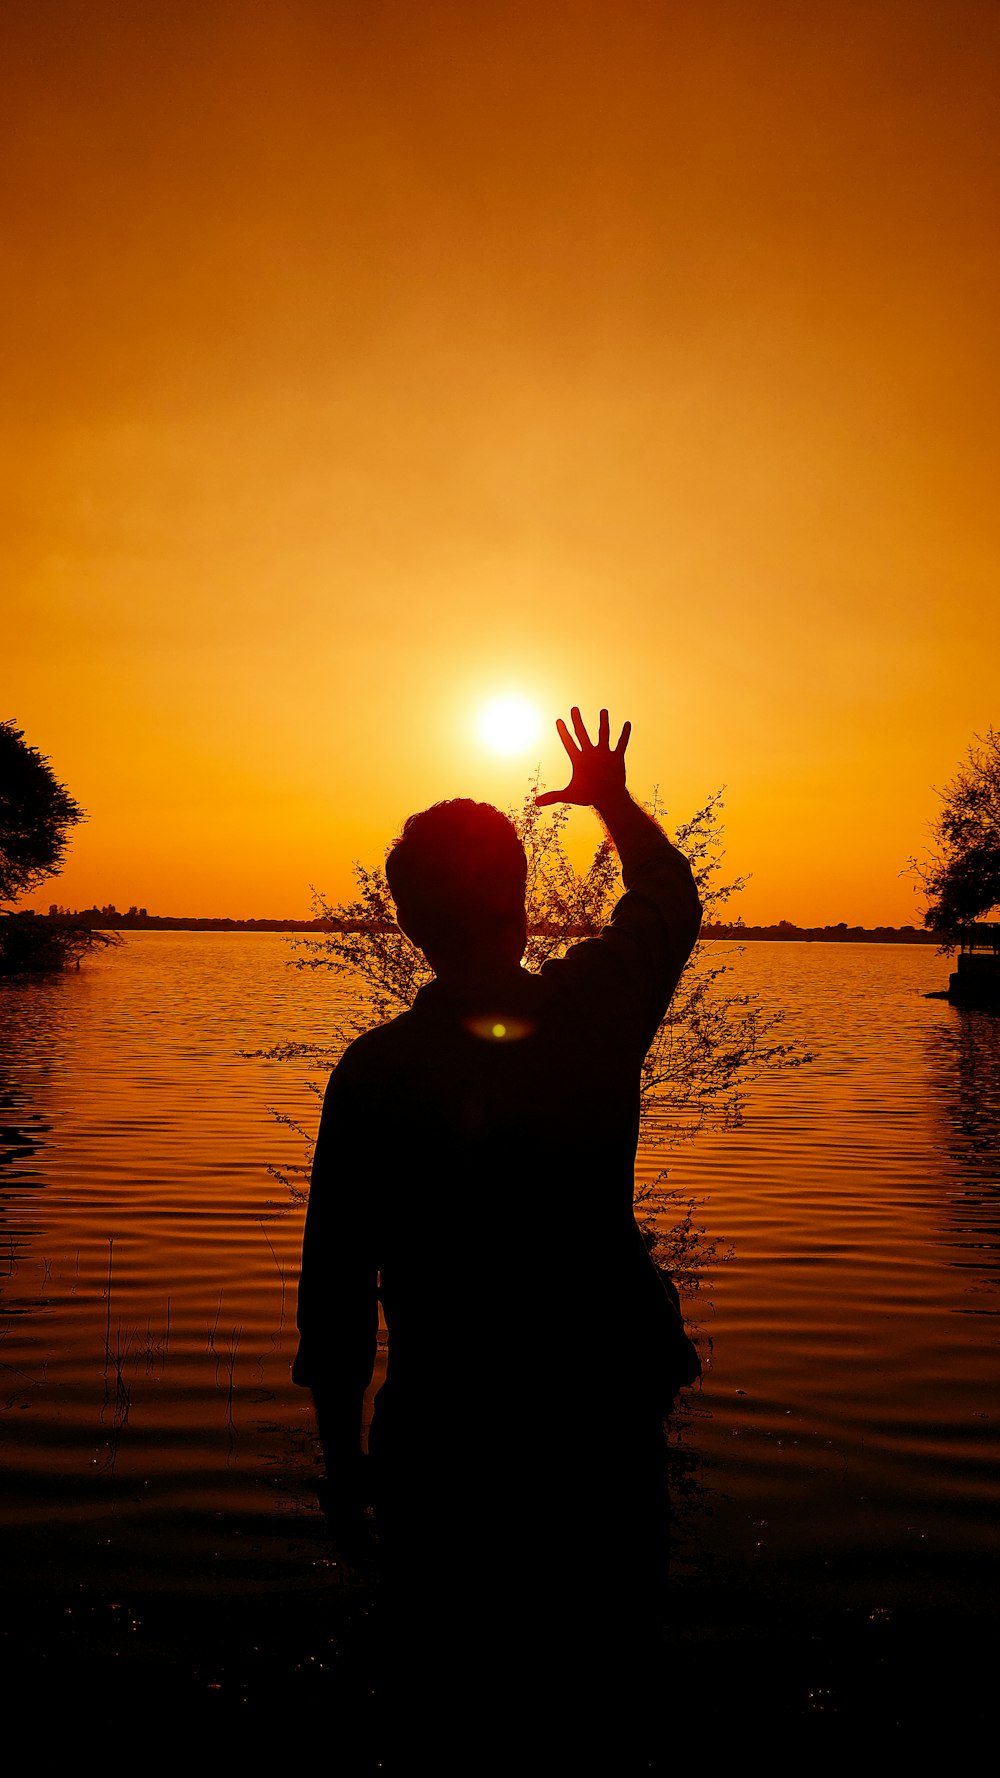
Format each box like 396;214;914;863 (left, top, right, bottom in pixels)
535;707;631;809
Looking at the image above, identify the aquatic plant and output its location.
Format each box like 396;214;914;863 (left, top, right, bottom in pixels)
0;910;120;975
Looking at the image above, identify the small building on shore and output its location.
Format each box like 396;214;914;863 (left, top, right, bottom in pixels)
949;923;1000;1008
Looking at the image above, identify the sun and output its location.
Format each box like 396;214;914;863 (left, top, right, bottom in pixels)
476;694;542;756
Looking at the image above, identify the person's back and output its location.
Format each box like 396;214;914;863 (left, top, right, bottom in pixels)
293;708;702;1769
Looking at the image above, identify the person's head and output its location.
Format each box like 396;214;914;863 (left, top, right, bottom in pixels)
386;799;528;976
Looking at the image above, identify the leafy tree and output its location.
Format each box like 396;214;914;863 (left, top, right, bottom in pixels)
0;719;117;975
0;719;85;904
918;728;1000;948
259;781;806;1288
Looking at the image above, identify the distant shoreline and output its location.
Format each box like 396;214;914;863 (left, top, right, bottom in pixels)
25;910;939;943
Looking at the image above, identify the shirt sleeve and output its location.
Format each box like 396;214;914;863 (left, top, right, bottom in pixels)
541;837;701;1053
291;1050;380;1396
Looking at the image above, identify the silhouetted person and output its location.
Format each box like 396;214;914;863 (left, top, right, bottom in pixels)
294;708;701;1770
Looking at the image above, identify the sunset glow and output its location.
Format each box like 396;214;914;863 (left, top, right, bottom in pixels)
2;3;997;925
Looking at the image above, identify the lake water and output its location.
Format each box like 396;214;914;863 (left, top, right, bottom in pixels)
2;932;998;1743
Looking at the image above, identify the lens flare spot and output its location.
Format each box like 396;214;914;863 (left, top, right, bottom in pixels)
463;1015;536;1042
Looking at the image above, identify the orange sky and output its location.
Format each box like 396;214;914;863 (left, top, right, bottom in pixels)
4;1;998;924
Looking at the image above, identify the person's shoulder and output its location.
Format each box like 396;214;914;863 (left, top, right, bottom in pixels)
335;1006;418;1071
315;1010;415;1126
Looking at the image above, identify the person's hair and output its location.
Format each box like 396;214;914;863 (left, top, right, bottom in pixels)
385;799;527;958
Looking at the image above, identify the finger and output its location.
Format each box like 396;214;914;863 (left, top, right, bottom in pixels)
535;785;571;806
613;719;631;756
555;717;580;759
569;706;591;749
598;708;610;748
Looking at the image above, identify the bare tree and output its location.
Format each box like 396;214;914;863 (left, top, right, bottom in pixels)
257;782;807;1287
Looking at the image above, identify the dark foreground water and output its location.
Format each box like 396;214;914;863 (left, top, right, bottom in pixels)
1;933;998;1751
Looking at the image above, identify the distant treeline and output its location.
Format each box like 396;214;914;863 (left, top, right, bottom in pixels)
701;921;935;944
32;907;936;942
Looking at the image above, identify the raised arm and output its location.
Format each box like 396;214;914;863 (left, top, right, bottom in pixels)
536;706;690;881
535;705;702;1043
